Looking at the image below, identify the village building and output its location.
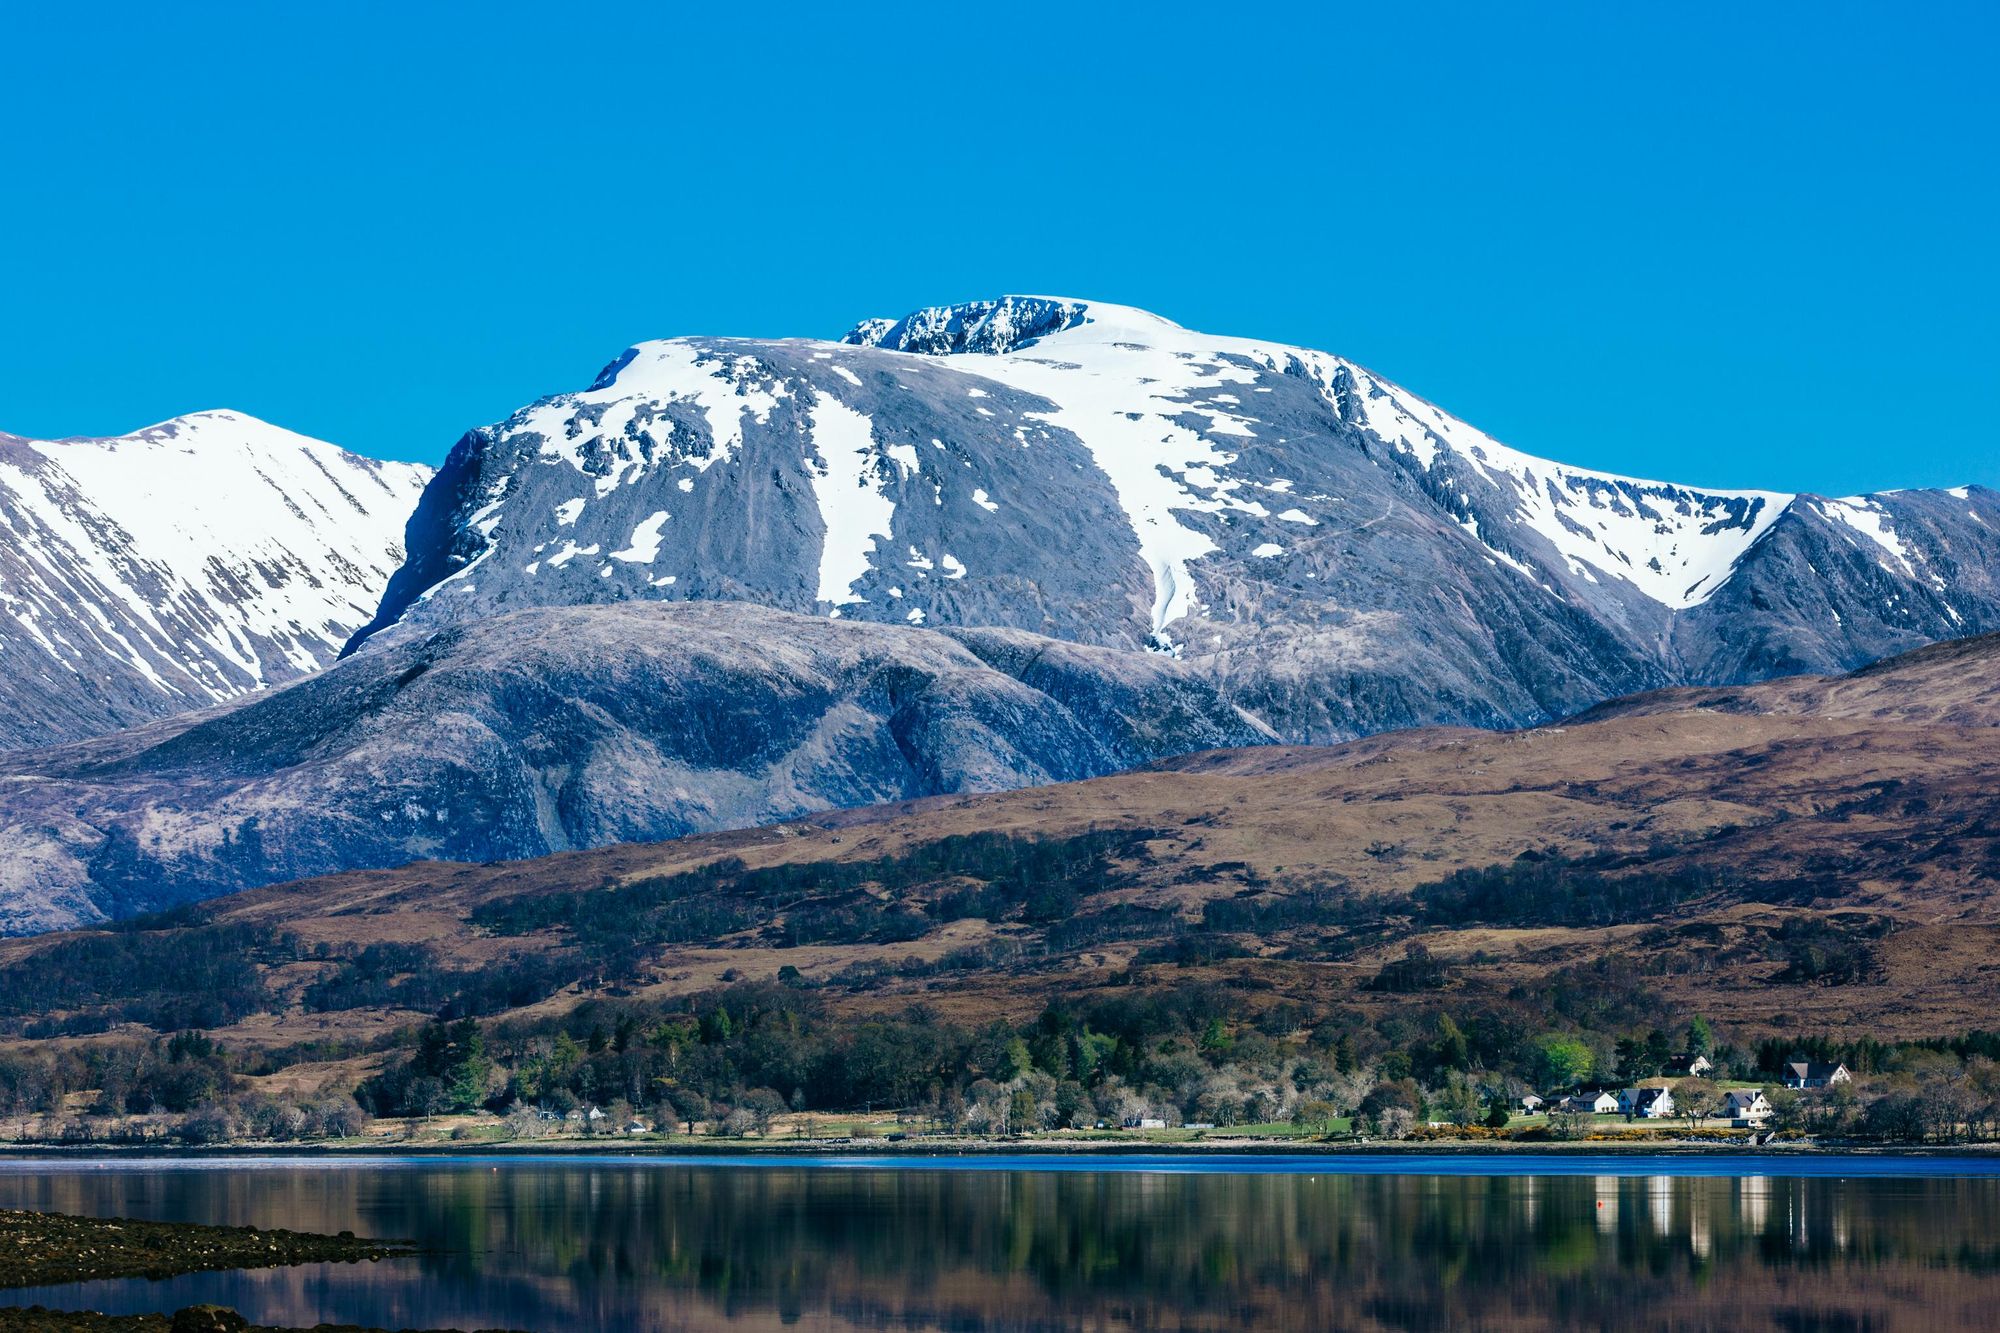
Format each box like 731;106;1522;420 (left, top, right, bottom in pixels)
1722;1090;1772;1127
1665;1053;1714;1077
1518;1093;1546;1115
1781;1061;1852;1090
1557;1091;1619;1115
1618;1086;1675;1119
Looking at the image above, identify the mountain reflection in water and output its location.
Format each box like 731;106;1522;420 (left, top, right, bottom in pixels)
0;1157;1996;1331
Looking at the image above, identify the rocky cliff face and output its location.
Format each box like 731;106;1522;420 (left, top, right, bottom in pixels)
0;411;431;749
345;297;2000;740
1674;488;2000;681
0;601;1268;932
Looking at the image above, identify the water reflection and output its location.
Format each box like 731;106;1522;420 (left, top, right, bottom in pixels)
0;1158;1996;1331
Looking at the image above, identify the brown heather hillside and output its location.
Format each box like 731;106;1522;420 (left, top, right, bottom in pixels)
4;631;1999;1094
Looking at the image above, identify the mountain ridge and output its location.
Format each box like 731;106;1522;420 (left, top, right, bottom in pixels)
338;296;2000;741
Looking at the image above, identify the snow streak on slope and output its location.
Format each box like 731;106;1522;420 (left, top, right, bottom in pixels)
1816;497;1919;577
859;301;1277;636
806;391;897;607
0;411;430;744
1298;356;1791;608
446;340;936;612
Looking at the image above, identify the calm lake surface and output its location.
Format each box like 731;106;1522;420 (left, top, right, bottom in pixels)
2;1153;1999;1331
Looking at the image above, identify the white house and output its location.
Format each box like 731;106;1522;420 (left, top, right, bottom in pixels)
1123;1116;1167;1130
1518;1093;1546;1115
1722;1090;1772;1127
1666;1053;1714;1077
1781;1061;1852;1090
1558;1091;1619;1114
1618;1086;1675;1119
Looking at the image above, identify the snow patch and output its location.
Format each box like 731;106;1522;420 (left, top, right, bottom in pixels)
805;390;896;605
899;302;1283;631
545;540;600;568
610;511;671;563
1818;498;1918;576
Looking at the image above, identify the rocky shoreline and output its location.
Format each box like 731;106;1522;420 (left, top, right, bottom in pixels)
0;1210;511;1333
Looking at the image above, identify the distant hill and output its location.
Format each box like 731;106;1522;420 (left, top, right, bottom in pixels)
5;628;1994;1051
0;601;1266;932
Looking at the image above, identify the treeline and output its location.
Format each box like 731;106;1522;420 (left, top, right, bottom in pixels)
337;971;2000;1148
1113;852;1736;970
468;829;1158;977
8;977;1999;1149
0;840;1890;1052
1408;853;1719;928
331;940;1791;1135
0;916;288;1035
0;1029;366;1143
299;942;584;1021
358;979;1333;1127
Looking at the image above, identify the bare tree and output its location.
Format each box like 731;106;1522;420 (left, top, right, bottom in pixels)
1672;1077;1720;1130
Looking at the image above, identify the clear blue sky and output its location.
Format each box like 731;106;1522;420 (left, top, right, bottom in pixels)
4;2;1994;495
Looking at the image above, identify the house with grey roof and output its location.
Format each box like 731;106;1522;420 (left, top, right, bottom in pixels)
1781;1061;1852;1090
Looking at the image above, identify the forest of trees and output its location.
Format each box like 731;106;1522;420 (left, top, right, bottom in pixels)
5;967;1998;1146
0;839;1993;1146
326;982;2000;1147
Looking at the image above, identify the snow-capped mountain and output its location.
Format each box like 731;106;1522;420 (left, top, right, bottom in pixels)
0;411;431;748
348;296;2000;741
3;301;1996;930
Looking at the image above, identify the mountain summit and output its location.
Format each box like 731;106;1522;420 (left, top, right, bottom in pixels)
0;411;430;748
345;298;2000;740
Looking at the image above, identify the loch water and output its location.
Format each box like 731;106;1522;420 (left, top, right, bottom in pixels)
1;1154;1998;1331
